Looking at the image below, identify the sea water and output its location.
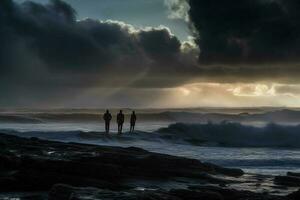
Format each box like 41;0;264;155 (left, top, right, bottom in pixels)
1;108;300;176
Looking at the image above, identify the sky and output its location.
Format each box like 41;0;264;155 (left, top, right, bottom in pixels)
14;0;191;41
1;0;300;108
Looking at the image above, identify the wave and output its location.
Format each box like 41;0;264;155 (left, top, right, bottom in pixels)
0;115;43;123
2;122;300;148
0;113;101;123
1;109;300;123
0;129;163;144
157;122;300;148
205;158;300;167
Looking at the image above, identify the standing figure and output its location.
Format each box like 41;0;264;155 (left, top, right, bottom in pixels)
130;111;136;133
117;110;125;134
103;110;112;134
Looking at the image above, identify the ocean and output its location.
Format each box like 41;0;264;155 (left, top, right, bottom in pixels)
1;108;300;176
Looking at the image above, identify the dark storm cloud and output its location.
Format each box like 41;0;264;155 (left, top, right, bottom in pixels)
0;0;202;107
187;0;300;64
3;0;300;107
0;0;211;108
138;28;181;60
0;0;129;71
0;0;196;83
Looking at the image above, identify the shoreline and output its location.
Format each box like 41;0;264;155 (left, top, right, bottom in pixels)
2;129;300;176
0;133;300;199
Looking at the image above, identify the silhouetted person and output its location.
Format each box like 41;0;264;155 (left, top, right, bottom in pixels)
117;110;125;134
103;110;112;134
130;111;136;133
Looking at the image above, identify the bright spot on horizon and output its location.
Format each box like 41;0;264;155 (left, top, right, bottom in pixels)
179;87;191;96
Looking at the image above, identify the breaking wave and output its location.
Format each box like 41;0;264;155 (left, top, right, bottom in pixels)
2;122;300;148
1;109;300;123
157;122;300;148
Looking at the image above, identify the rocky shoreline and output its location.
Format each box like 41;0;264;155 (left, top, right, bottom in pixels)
0;133;299;199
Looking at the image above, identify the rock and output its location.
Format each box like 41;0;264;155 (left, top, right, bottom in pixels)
188;185;286;200
212;165;244;177
49;184;288;200
287;189;300;200
30;137;40;142
170;189;223;200
287;172;300;177
48;184;75;200
0;154;20;169
0;133;287;200
49;184;180;200
274;175;300;187
18;194;46;200
0;133;246;193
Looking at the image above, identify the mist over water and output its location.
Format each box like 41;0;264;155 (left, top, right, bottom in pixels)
1;108;300;175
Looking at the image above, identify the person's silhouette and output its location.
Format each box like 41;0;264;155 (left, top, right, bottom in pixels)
117;110;125;134
130;111;136;133
103;110;112;134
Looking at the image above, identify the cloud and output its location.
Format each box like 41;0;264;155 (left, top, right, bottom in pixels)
0;0;198;84
274;84;300;96
161;0;300;84
185;0;300;64
164;0;189;21
0;0;202;107
2;0;300;107
165;82;300;107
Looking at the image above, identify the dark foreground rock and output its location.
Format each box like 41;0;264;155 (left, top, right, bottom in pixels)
275;176;300;187
49;184;289;200
0;133;297;199
0;133;244;191
287;189;300;200
274;172;300;187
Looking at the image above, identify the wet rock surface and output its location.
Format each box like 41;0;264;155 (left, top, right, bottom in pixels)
274;172;300;188
48;184;289;200
0;133;298;199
